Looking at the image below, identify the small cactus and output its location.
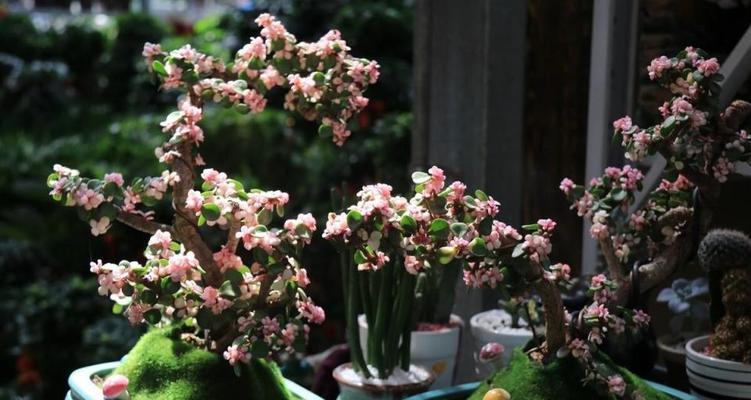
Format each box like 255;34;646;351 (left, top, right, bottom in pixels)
697;229;751;272
698;229;751;363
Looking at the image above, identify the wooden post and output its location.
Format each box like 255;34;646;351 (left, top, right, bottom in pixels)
413;0;527;383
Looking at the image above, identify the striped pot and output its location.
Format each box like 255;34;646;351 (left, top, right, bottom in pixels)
686;335;751;400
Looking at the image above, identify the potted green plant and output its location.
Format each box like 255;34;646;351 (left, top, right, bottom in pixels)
324;167;522;396
655;277;710;389
50;14;378;399
686;229;751;400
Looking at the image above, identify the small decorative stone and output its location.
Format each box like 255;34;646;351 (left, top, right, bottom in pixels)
102;374;129;399
483;387;511;400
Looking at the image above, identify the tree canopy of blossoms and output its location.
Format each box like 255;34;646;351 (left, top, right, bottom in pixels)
46;14;378;372
325;167;651;396
562;47;751;308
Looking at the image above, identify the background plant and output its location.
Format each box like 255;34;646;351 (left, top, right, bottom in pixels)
656;277;710;339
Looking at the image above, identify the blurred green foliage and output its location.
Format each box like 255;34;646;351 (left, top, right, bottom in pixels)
0;1;412;398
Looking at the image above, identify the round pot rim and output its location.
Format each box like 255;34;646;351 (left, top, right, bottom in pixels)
332;362;435;394
470;309;536;338
357;314;463;337
657;334;687;356
685;335;751;371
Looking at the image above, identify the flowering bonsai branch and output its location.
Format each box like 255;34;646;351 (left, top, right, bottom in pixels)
47;14;378;370
562;48;751;308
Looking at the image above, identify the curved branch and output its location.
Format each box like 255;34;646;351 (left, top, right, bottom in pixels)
116;211;173;235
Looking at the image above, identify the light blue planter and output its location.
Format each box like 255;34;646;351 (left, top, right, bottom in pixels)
65;361;323;400
405;380;697;400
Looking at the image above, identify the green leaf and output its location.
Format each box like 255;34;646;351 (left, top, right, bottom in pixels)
437;246;457;264
140;290;157;305
347;210;363;230
512;243;525;258
219;281;237;298
152;60;167;76
354;249;368;265
202;203;221;221
522;223;540;232
225;268;244;285
257;208;273;225
475;190;489;201
313;71;326;84
478;217;493;236
46;172;59;188
196;307;214;329
470;237;487;256
160;277;181;294
318;124;333;138
428;218;450;240
411;171;431;184
141;195;158;207
450;222;468;237
144;309;162;325
276;204;284;217
112;303;124;314
197;214;206;226
400;214;417;233
611;188;627;201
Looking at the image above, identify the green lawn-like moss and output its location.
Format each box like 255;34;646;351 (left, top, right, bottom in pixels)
114;329;295;400
468;350;673;400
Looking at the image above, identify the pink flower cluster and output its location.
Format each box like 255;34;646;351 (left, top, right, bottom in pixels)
144;13;378;147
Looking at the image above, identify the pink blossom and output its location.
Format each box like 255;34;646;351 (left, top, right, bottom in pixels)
404;255;423;275
201;286;232;314
236;225;281;253
213;246;242;272
585;303;610;320
671;98;693;116
559;178;575;195
697;57;720;76
166;251;200;282
243;89;267;113
185;190;204;213
322;212;350;239
589;222;609;240
104;172;124;187
75;187;104;210
521;234;551;263
148;230;173;257
125;302;148;325
296;268;310;288
298;300;326;324
260;66;284;89
647;56;672;80
90;217;111;236
255;13;287;41
568;338;590;359
223;344;250;366
537;218;556;233
446;181;467;203
284;213;317;232
423;166;446;196
607;374;627;397
288;74;322;102
238;37;267;61
201;168;227;186
479;342;505;363
591;274;607;289
612;116;633;131
142;42;163;60
463;265;503;289
102;374;129;399
633;309;650;327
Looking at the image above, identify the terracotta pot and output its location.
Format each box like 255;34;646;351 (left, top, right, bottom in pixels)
333;362;434;400
657;334;689;391
686;335;751;399
358;314;462;389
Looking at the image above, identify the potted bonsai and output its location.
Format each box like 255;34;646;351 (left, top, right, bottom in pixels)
49;13;378;400
323;167;520;396
686;229;751;399
656;277;710;389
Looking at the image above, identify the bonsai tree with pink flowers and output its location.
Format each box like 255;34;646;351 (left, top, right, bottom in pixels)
47;14;378;399
561;47;751;309
325;166;664;398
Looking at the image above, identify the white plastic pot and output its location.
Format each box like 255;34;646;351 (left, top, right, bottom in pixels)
357;314;462;389
333;362;434;400
470;309;534;368
686;335;751;399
